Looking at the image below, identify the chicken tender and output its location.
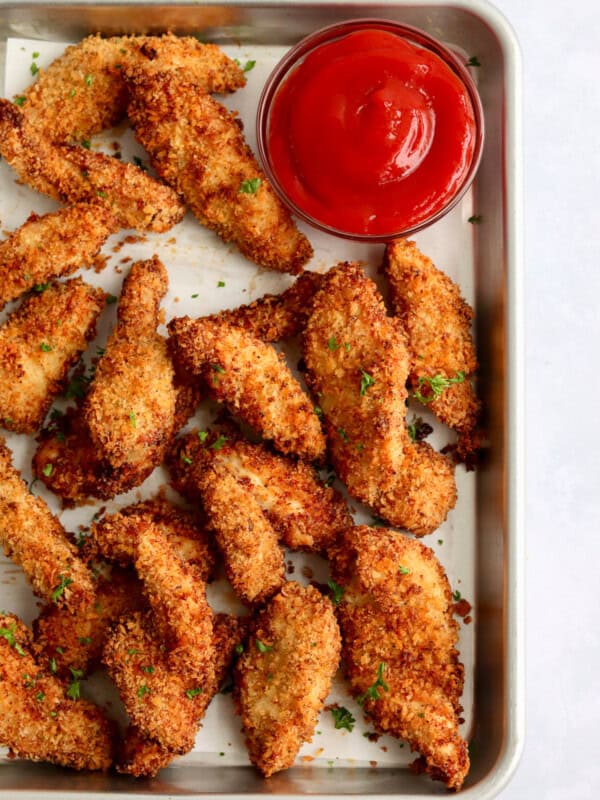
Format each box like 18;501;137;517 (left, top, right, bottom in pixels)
19;34;245;144
170;429;350;553
116;613;247;777
0;99;185;233
210;271;324;342
234;582;341;777
0;279;105;434
0;612;114;771
168;317;325;462
0;438;93;607
170;434;285;606
384;239;480;456
33;567;145;681
125;67;312;273
328;526;469;790
0;203;117;309
303;262;456;536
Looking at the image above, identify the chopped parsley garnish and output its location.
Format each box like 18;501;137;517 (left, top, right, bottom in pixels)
180;453;193;465
40;342;53;352
327;580;345;605
255;639;273;653
127;648;139;656
78;637;92;645
453;590;462;602
356;662;389;705
234;58;256;73
51;574;73;602
137;685;150;698
314;405;323;419
96;190;108;199
198;430;208;442
466;55;481;67
235;643;244;655
81;139;91;149
407;416;434;442
327;336;340;351
69;88;76;98
49;657;57;674
33;282;50;292
398;566;410;575
13;95;26;106
0;624;26;656
210;434;227;451
217;280;225;287
413;371;465;404
191;293;199;298
128;411;137;428
239;178;261;194
106;294;117;304
331;706;355;732
141;665;154;674
344;342;351;352
85;74;93;86
35;691;45;702
438;539;444;545
468;214;483;224
359;369;375;396
67;668;84;700
337;428;349;442
42;463;53;477
30;62;39;76
185;687;203;699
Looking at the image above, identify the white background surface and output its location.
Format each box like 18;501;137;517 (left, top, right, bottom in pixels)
492;1;600;798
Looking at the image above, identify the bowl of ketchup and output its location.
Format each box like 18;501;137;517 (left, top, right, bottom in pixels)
256;19;484;241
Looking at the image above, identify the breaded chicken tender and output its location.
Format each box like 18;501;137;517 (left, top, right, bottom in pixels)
168;317;325;462
234;582;341;777
210;271;324;342
0;279;105;434
0;612;114;771
33;567;145;681
0;99;185;233
0;203;117;309
303;263;456;536
34;258;199;501
116;613;247;777
384;239;480;455
20;34;245;144
125;67;312;273
0;438;93;607
170;429;350;553
328;527;469;790
170;433;284;606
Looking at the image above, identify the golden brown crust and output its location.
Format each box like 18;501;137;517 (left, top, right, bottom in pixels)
384;239;480;443
328;527;469;790
20;34;245;144
0;438;93;607
0;612;115;771
170;430;350;553
303;262;456;536
0;99;185;233
0;279;105;434
210;271;324;342
32;567;145;680
125;67;312;273
234;582;341;777
0;203;118;309
168;317;325;462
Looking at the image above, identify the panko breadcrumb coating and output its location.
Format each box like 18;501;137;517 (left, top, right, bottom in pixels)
0;612;115;771
0;438;93;608
234;582;341;777
20;34;245;144
303;262;456;536
0;203;118;309
32;567;145;682
0;99;186;233
125;67;312;273
116;613;247;777
170;429;350;553
384;239;480;456
168;317;325;462
209;271;324;342
328;527;469;791
0;279;105;434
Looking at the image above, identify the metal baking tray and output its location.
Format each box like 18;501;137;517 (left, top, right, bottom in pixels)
0;0;523;797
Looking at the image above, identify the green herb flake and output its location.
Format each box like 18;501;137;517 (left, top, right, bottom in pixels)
180;453;193;465
106;294;117;304
217;280;225;287
40;342;53;352
30;62;39;76
407;416;433;442
235;643;244;655
357;662;389;706
466;55;481;67
255;639;273;653
13;95;26;106
127;648;139;656
33;282;50;292
239;177;261;194
56;647;65;655
49;657;58;674
35;690;45;702
242;60;256;72
438;539;444;546
0;624;26;656
85;74;93;86
96;190;108;199
413;371;465;404
468;214;483;224
359;369;375;396
198;430;208;442
185;687;203;699
141;665;155;674
398;566;410;575
137;685;150;698
51;574;73;602
191;293;199;298
314;405;323;419
32;51;40;58
128;411;137;428
67;668;84;700
453;590;462;602
327;336;340;352
327;580;345;605
78;637;92;645
81;139;91;149
337;428;349;443
331;706;355;732
344;342;351;352
42;463;53;477
210;434;227;451
69;88;76;98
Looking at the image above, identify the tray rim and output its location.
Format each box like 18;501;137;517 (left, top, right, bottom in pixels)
0;0;524;797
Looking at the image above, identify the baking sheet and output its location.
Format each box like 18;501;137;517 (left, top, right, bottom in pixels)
0;36;476;772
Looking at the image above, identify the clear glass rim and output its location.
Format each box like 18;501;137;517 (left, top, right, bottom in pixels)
256;17;486;243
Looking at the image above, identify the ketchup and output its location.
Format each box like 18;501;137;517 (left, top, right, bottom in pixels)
266;29;477;237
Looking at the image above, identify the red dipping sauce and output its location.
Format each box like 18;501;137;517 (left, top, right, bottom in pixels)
258;22;483;240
